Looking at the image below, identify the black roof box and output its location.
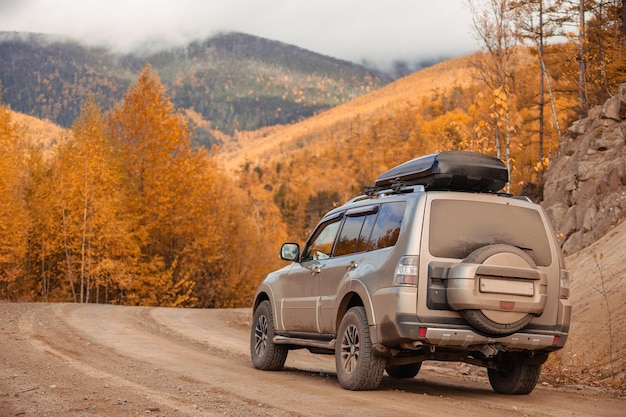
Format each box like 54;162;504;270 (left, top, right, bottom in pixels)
373;151;508;192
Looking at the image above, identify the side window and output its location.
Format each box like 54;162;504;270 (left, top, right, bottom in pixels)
367;202;406;251
303;216;342;261
356;213;377;252
335;205;379;257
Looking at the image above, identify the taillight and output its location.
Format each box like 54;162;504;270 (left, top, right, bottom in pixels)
559;269;570;299
394;256;418;286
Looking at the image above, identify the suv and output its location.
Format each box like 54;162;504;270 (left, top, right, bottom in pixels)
250;151;571;394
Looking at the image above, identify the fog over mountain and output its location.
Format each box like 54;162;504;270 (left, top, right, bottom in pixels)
0;0;479;74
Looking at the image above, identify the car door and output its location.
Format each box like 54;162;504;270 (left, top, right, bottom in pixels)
279;213;343;333
317;205;380;334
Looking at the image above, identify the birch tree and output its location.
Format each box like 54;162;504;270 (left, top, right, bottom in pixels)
468;0;517;192
0;97;30;300
54;98;134;303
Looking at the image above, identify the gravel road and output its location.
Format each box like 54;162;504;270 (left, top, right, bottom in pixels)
0;303;622;416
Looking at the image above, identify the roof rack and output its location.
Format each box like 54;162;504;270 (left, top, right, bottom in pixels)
363;182;426;197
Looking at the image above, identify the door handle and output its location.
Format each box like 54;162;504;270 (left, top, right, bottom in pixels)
347;261;358;270
311;265;322;274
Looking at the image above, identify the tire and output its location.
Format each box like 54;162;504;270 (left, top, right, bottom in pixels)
251;300;288;371
488;362;541;395
335;306;386;390
385;362;422;379
460;244;537;336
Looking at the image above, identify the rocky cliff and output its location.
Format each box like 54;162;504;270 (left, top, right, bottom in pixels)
543;86;626;255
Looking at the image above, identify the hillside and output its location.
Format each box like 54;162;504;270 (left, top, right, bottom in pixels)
0;31;391;145
217;47;570;240
218;53;482;172
8;110;67;150
547;218;626;394
539;91;626;392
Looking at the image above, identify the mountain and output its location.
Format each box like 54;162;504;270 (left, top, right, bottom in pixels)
217;53;481;172
217;53;514;239
0;31;392;146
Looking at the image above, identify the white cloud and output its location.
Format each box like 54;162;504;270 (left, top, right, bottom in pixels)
0;0;479;68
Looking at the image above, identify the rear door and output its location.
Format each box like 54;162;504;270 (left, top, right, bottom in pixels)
317;205;380;333
418;193;558;327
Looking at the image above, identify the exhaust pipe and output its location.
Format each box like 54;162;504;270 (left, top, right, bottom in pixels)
400;341;423;350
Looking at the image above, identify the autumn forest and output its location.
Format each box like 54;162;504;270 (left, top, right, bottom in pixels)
1;0;625;307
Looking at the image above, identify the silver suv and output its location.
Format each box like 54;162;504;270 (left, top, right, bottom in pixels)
250;151;571;394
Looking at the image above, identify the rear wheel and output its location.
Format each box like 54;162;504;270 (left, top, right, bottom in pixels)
385;362;422;379
335;306;386;390
251;300;288;371
488;362;541;395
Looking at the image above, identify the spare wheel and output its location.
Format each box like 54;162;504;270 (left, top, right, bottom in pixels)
456;244;541;336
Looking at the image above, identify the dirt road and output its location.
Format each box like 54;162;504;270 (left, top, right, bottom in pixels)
0;303;623;416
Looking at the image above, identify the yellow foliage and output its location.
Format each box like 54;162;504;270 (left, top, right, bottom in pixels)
215;47;579;238
104;64;285;307
0;102;30;299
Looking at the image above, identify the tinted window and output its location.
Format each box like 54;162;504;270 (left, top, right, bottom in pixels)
335;216;365;256
334;209;378;257
367;202;406;251
303;217;342;261
356;213;377;252
429;199;551;266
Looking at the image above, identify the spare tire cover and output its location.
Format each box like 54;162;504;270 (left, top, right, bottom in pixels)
460;244;538;336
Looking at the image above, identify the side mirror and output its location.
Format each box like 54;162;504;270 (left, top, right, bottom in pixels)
280;243;300;261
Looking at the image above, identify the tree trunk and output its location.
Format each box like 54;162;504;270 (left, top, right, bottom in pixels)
579;0;588;118
538;0;545;183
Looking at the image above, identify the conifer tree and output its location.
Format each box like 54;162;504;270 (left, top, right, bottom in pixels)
108;64;199;306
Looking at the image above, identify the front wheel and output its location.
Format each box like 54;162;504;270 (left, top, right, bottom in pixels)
251;300;288;371
488;362;541;395
335;306;386;390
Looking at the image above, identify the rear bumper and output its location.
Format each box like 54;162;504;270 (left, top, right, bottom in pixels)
372;314;568;353
422;326;565;350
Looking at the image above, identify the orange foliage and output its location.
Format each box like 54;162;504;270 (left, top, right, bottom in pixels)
1;66;287;307
218;47;579;239
0;101;30;299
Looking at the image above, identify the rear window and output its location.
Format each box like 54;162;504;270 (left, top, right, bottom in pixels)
429;199;552;266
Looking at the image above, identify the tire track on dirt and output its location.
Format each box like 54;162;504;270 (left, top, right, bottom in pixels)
16;303;216;416
18;303;299;416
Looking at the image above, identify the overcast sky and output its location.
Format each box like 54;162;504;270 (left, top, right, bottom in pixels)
0;0;480;69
